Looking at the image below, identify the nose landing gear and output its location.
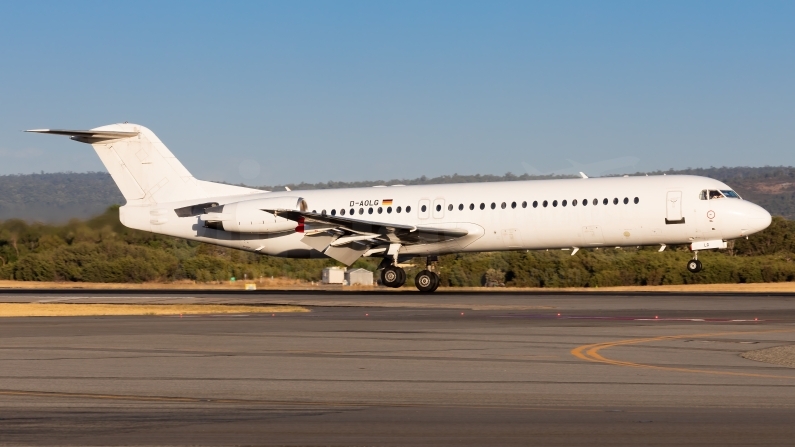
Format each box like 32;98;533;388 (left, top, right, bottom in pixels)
687;251;703;273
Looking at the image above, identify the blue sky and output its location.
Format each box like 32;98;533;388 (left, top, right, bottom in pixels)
1;1;793;184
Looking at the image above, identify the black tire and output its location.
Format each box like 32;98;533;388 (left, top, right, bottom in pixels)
415;270;439;293
429;271;440;292
686;259;703;273
396;268;407;287
381;266;405;288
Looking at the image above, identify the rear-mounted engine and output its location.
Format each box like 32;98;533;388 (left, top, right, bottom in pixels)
199;196;308;234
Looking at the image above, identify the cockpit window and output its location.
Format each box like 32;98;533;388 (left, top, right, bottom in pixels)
699;190;708;200
708;190;725;200
721;190;741;199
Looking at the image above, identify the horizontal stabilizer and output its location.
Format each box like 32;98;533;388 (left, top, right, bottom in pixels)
26;129;139;143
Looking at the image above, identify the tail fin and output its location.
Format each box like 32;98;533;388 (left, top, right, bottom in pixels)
28;123;259;204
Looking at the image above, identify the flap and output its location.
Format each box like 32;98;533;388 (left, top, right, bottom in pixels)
268;210;469;245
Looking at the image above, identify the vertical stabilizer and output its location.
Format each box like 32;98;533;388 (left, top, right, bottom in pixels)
28;123;261;204
88;123;205;204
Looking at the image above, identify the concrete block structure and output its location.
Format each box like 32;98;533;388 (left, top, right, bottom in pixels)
321;267;345;284
345;268;373;286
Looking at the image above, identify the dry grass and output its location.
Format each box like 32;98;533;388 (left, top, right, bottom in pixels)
0;280;793;293
0;303;308;317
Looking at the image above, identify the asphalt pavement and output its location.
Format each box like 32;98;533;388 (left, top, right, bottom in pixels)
1;290;794;446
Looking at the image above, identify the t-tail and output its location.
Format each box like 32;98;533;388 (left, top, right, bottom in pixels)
27;123;258;205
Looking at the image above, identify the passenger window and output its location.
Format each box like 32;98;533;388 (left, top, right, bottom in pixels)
387;207;392;214
542;200;548;208
340;209;346;216
378;207;383;214
459;204;464;211
322;210;327;216
623;197;628;204
350;208;355;215
491;202;496;209
533;201;538;208
562;200;567;207
613;198;618;205
573;199;578;206
470;203;474;210
501;202;506;209
511;201;516;209
448;204;453;211
368;207;373;214
406;206;411;212
480;203;485;210
359;208;364;215
421;205;427;212
634;197;639;204
553;200;558;207
331;209;336;216
593;198;598;206
603;198;608;205
396;206;402;213
436;204;441;212
522;201;527;208
582;199;587;206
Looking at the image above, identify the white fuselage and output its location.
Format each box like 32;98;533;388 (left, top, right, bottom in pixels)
120;174;772;259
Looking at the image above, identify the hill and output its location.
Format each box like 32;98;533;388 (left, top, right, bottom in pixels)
2;166;794;221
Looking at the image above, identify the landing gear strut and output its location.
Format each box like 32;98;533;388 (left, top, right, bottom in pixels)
415;256;440;293
380;265;406;288
687;251;703;273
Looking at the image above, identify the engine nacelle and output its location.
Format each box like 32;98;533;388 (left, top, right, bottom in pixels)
201;196;307;233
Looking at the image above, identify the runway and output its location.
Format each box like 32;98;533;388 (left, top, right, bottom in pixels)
1;290;795;446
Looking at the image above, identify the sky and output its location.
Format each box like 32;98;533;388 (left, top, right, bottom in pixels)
0;1;793;185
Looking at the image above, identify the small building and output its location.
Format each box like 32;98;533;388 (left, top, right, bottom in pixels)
345;268;373;286
321;267;345;284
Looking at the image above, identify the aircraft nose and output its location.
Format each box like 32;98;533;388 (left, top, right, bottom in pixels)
747;204;772;234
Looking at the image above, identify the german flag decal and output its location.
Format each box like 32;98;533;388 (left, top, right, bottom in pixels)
382;199;393;206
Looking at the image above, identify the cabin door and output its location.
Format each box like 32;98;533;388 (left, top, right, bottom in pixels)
666;191;684;224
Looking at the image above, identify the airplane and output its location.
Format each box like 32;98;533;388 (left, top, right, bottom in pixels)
28;123;772;292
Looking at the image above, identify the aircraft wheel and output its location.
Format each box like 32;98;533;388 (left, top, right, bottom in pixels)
686;259;703;273
381;266;405;288
396;268;407;287
415;270;439;293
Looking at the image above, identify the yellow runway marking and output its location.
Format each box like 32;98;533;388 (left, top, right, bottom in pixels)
571;329;795;380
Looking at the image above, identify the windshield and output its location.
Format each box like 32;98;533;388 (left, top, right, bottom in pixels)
720;190;741;199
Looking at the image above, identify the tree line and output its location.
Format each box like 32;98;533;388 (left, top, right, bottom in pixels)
1;206;794;286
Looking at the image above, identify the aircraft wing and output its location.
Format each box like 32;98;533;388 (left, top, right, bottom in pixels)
266;209;469;265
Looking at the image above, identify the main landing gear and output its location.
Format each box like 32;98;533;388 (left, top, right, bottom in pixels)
380;265;407;288
379;256;441;292
687;251;703;273
414;270;440;293
415;256;440;293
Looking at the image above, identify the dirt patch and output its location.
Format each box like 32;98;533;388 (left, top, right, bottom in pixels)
749;182;795;194
0;303;308;317
742;345;795;368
